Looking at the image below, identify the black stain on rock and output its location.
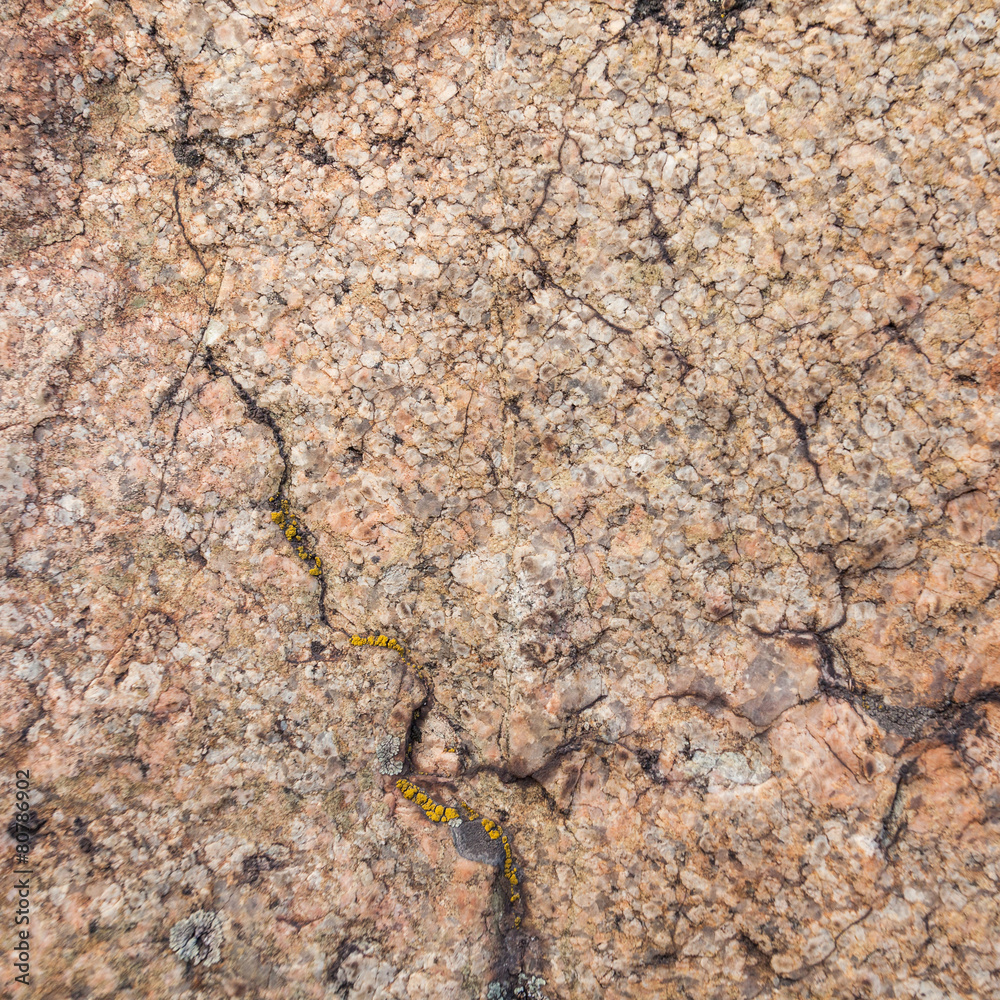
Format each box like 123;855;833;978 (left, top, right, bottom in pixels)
633;0;679;24
241;853;280;885
172;142;204;169
632;0;756;50
700;0;756;49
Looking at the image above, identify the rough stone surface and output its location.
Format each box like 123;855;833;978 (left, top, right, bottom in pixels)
2;0;1000;997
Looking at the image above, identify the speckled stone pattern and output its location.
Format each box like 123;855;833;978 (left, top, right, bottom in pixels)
2;0;999;997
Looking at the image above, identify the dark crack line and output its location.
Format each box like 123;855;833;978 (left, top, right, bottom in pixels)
172;181;209;276
532;496;577;549
879;759;916;855
524;238;694;379
151;382;215;511
202;346;345;632
861;319;933;374
757;374;826;489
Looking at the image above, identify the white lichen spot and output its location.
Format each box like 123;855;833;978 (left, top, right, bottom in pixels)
169;909;223;966
375;733;402;775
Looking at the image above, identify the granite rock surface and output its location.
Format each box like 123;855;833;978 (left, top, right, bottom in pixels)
2;0;1000;997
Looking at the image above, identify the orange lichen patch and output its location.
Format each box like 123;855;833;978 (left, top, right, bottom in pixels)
500;833;521;910
269;494;323;576
350;633;430;681
351;633;406;652
396;778;454;825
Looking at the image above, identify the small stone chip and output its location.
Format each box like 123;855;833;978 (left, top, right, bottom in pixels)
451;818;507;866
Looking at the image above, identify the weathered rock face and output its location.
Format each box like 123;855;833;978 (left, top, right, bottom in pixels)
3;0;999;996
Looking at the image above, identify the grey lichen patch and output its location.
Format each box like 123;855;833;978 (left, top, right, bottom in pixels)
375;733;403;775
450;818;506;867
169;909;223;967
857;691;937;736
487;973;550;1000
515;974;550;1000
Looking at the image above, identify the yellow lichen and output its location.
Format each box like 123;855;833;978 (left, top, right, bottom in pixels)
358;639;525;931
269;494;325;580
